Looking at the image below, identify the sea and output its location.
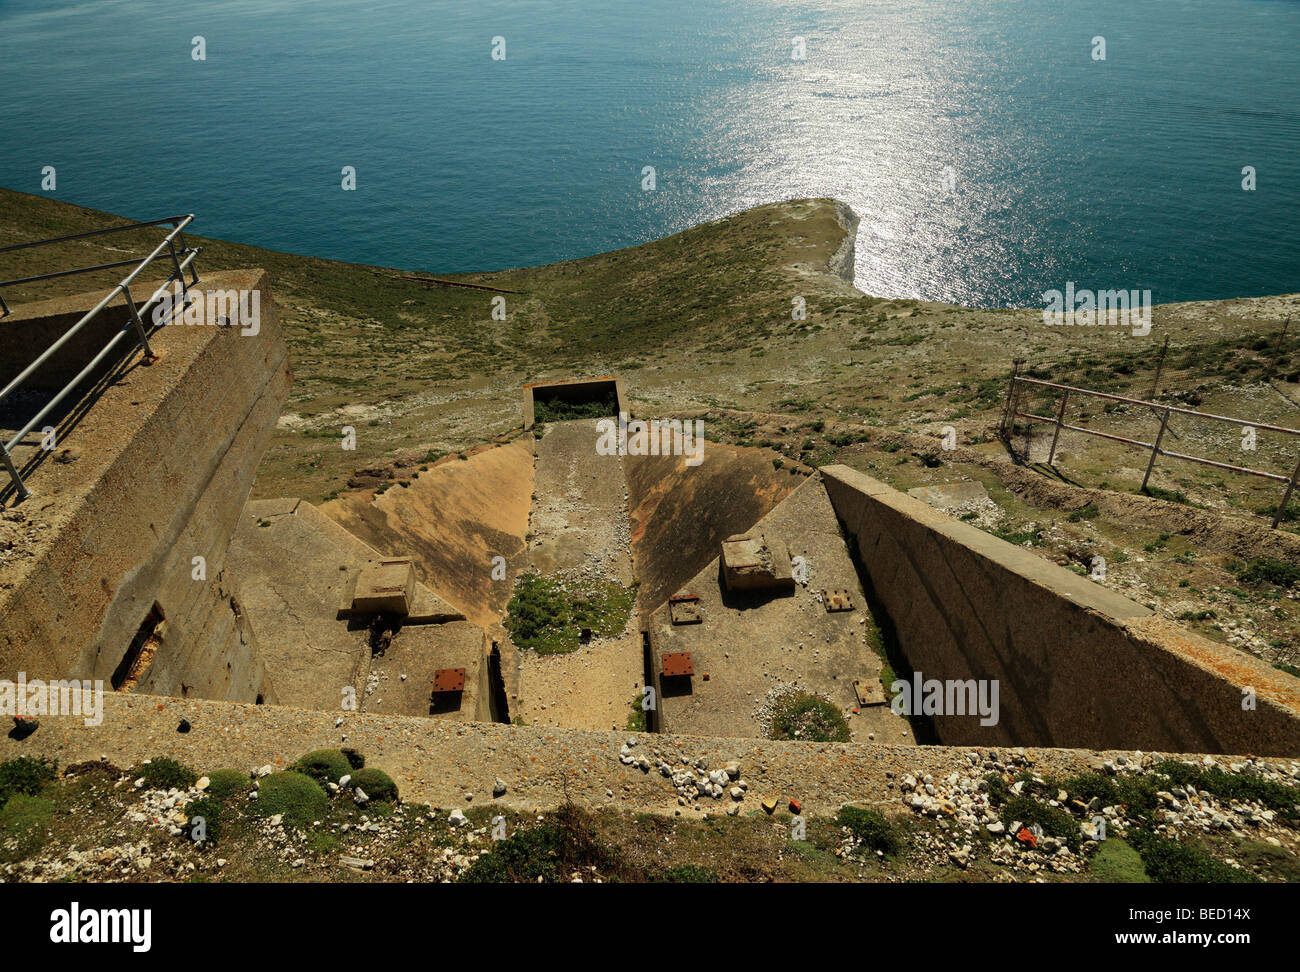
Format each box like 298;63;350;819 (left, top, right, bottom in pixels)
1;0;1298;306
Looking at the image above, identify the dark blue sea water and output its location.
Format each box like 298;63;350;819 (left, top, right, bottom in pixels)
1;0;1298;306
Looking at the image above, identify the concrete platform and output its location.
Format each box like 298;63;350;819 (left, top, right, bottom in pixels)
649;475;915;744
227;498;465;711
362;620;490;721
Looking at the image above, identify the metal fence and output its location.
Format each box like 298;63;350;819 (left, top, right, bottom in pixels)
1000;361;1300;528
0;215;201;499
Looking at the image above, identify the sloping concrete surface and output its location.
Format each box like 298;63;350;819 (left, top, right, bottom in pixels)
322;440;533;626
626;437;803;615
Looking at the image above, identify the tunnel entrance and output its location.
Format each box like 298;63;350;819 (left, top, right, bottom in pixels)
524;377;624;428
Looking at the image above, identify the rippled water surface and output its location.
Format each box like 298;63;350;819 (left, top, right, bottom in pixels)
1;0;1297;305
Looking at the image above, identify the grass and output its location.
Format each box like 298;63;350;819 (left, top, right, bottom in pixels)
768;691;851;743
1090;837;1150;883
503;571;636;655
1232;556;1300;590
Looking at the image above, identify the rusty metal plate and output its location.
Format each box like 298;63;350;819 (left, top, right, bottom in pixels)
824;589;855;612
670;596;702;625
432;667;466;692
854;679;886;707
662;652;694;677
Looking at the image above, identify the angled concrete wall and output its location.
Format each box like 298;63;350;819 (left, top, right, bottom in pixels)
0;270;288;703
821;465;1300;756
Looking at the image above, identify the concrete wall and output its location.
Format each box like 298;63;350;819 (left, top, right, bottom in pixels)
821;465;1300;756
14;692;1293;817
0;270;288;704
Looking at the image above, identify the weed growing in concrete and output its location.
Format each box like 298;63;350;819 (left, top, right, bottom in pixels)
768;691;851;743
504;572;636;655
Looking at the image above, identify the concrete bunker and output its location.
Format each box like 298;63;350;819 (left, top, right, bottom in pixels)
523;376;625;429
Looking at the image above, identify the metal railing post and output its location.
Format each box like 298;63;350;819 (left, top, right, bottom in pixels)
1273;453;1300;529
1141;407;1172;492
120;285;154;358
1047;389;1069;466
167;237;189;302
0;445;29;500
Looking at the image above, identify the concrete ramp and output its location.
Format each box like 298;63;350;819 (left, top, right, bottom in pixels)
626;439;803;614
322;440;534;626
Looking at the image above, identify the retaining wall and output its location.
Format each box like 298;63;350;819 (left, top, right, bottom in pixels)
0;270;288;703
821;465;1300;756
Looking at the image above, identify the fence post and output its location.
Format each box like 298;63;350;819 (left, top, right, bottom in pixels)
1000;359;1024;440
1149;335;1170;398
1047;389;1069;466
1141;407;1172;492
1273;453;1300;529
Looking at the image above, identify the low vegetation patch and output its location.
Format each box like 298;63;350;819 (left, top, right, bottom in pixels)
504;571;636;655
0;756;56;807
256;771;328;829
458;804;637;883
289;749;353;785
768;691;851;743
132;757;198;792
836;805;903;858
351;768;399;803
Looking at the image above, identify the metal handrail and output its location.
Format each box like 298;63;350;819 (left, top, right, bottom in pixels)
1000;365;1300;529
0;215;200;500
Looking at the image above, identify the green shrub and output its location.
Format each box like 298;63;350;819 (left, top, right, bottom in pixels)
1128;831;1258;883
289;749;352;785
184;797;222;846
351;767;398;803
1090;837;1149;883
532;392;617;422
769;692;851;743
341;748;365;770
458;805;629;883
1233;557;1300;590
205;769;251;802
1000;795;1081;851
257;771;328;828
133;756;198;791
836;805;902;857
1155;760;1299;824
0;756;56;807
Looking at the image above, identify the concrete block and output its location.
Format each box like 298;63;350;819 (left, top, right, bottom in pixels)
720;533;794;592
352;558;416;615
